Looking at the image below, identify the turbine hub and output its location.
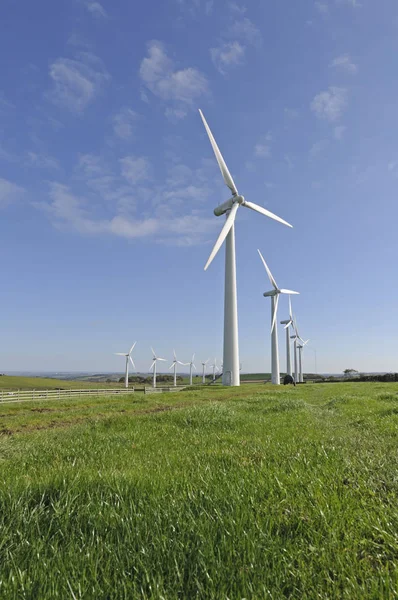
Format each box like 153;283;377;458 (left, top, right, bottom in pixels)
236;195;245;205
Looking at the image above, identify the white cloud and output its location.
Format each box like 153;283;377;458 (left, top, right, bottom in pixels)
112;108;138;140
210;42;245;74
228;2;247;15
48;52;110;113
284;108;299;119
309;139;329;159
388;160;398;172
139;41;208;118
227;17;262;47
330;54;357;74
315;1;329;13
84;1;107;18
311;87;347;122
255;133;272;158
164;107;188;121
26;152;60;170
0;178;24;207
334;125;346;140
120;156;151;185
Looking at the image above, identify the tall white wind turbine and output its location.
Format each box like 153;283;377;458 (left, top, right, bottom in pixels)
149;347;166;388
257;250;299;385
169;350;185;387
280;296;295;377
201;358;210;384
114;342;136;388
199;110;292;387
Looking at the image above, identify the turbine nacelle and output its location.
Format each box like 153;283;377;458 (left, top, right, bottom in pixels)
263;289;278;298
214;195;245;216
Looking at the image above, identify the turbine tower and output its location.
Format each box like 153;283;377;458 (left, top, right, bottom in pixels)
257;250;299;385
149;347;166;388
199;110;292;387
114;342;136;388
201;358;209;384
280;296;295;377
186;354;197;386
169;350;185;387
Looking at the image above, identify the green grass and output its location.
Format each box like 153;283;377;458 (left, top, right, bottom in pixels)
1;383;398;598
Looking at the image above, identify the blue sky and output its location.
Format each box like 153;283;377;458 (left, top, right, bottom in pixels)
1;0;398;375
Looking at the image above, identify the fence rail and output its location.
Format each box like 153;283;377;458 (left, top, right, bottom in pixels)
0;388;135;404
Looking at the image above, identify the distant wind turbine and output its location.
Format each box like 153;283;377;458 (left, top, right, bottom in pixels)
210;358;219;382
186;354;197;386
201;358;210;384
149;347;166;388
297;339;310;383
280;296;295;377
199;109;292;387
257;250;299;385
114;342;136;388
169;350;185;387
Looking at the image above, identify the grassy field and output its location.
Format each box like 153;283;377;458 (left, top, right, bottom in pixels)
1;382;398;598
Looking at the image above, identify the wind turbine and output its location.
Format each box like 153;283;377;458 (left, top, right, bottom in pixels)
186;354;197;385
199;109;292;387
169;350;185;387
210;358;218;382
149;347;166;388
201;358;209;384
280;296;294;377
297;339;310;383
114;342;136;388
257;250;299;385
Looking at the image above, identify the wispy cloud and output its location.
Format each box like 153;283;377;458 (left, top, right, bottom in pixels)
315;1;329;14
210;42;245;75
388;160;398;173
0;178;24;208
84;1;107;18
254;133;272;158
139;41;209;119
227;17;262;48
36;154;220;246
334;125;346;140
330;54;357;74
228;2;247;15
26;152;60;170
309;139;329;159
112;108;138;140
311;86;347;122
120;156;151;185
47;52;110;113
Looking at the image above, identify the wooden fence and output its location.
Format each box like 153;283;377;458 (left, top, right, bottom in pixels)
0;388;135;404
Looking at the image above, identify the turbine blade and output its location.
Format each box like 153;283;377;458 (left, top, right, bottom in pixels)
198;109;238;195
157;357;167;362
204;202;239;270
244;201;292;228
169;364;174;370
284;319;293;329
289;296;293;320
150;347;156;358
280;289;300;295
129;356;136;369
114;353;127;356
303;339;310;346
205;358;210;364
192;353;195;363
149;361;156;371
257;249;278;290
193;364;197;371
129;341;137;355
173;349;176;360
271;293;279;334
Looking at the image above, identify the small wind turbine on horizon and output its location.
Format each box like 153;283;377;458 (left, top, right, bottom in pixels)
186;354;197;386
169;350;185;387
201;358;210;384
149;347;166;388
199;109;292;387
210;358;219;382
257;250;299;385
297;339;310;383
114;342;136;388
